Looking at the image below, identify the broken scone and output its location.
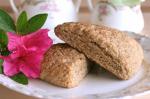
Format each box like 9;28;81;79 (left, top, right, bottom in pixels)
40;43;90;88
55;22;144;80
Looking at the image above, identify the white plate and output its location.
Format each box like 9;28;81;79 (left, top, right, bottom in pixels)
0;32;150;99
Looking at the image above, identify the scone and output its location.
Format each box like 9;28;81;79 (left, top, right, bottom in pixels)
40;43;90;88
55;22;144;80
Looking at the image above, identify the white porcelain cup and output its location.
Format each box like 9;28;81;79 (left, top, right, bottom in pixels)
87;0;144;33
9;0;82;43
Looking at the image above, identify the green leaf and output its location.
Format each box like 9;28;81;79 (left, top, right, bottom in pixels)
0;9;16;32
0;66;3;74
0;30;10;56
16;11;28;35
0;29;8;46
11;73;28;85
1;48;10;56
111;0;141;6
0;59;3;74
25;14;48;34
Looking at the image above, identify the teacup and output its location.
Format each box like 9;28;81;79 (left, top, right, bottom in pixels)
87;0;144;33
9;0;82;43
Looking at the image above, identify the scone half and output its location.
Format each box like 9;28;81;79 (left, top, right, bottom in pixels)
40;44;90;88
55;22;144;80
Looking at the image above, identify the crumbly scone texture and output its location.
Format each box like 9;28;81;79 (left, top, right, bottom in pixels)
55;22;144;80
40;43;90;88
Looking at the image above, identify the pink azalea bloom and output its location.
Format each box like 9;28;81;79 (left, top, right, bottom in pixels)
0;29;53;78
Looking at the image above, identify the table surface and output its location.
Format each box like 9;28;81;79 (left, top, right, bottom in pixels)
0;10;150;99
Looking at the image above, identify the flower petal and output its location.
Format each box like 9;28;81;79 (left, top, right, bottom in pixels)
19;51;43;78
3;57;20;76
7;32;21;51
20;64;40;78
22;29;53;54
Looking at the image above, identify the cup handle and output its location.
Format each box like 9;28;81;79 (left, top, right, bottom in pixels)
9;0;19;15
87;0;94;12
75;0;82;13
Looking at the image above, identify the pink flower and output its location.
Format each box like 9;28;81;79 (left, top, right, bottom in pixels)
0;29;53;78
